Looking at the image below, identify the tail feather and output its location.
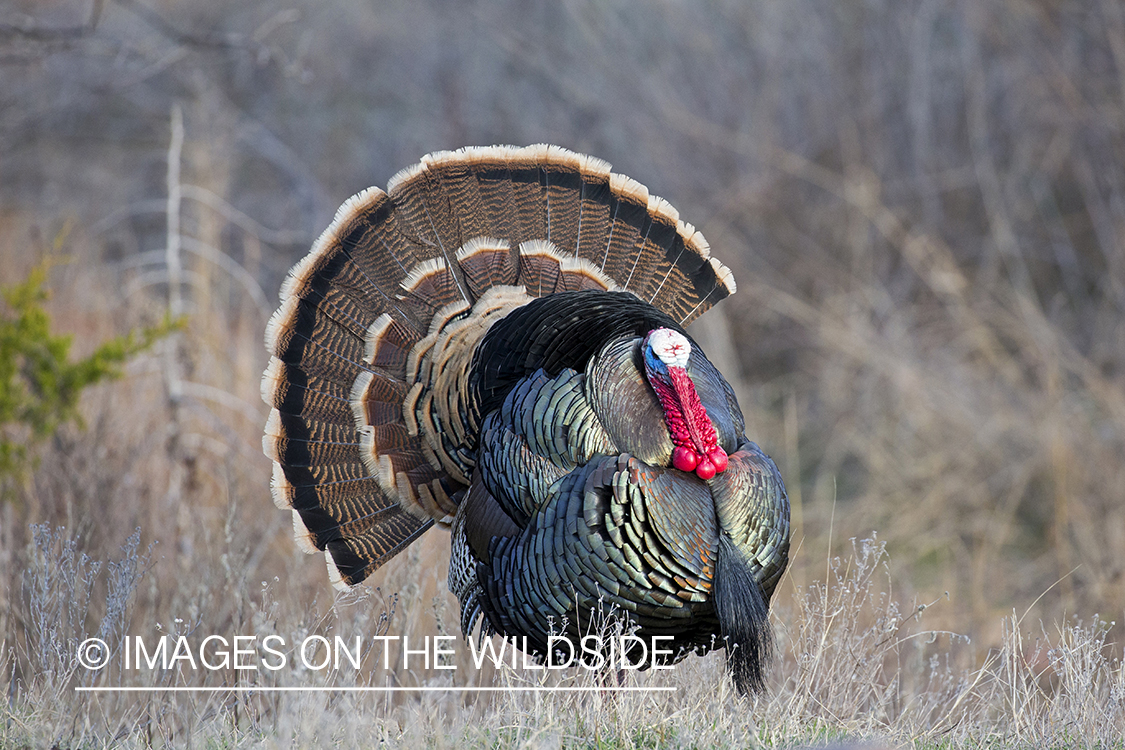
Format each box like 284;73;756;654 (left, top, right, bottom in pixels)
556;256;618;293
625;182;677;296
573;154;613;260
399;145;733;320
325;514;435;589
645;226;709;323
331;192;424;301
455;238;519;297
363;314;418;378
539;145;584;250
386;162;452;250
352;370;408;425
398;258;466;319
516;240;567;296
266;299;364;387
632;195;681;303
282;249;397;337
271;454;414;557
265;413;361;462
275;465;385;504
264;358;354;426
388;166;472;305
264;425;360;469
471;154;519;245
599;172;650;285
503;145;549;247
422;150;491;242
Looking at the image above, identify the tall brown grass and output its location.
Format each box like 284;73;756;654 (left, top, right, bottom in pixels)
3;522;1122;747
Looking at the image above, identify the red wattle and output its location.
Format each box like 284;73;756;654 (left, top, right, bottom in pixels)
672;446;698;472
648;358;730;479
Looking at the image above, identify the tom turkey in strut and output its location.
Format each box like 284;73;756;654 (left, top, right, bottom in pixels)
262;145;790;693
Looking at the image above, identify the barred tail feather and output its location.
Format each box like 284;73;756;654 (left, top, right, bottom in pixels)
392;145;734;323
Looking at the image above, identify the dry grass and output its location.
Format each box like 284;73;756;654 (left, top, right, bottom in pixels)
2;0;1124;746
2;524;1122;748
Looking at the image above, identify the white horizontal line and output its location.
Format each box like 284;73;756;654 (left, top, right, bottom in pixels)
76;686;675;693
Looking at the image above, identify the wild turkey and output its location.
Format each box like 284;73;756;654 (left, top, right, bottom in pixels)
261;145;790;693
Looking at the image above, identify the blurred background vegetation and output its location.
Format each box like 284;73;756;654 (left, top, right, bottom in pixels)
0;0;1123;742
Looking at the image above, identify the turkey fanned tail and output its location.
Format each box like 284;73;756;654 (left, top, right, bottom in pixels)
262;144;790;694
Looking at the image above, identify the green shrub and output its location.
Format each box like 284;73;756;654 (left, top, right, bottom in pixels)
0;263;177;494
